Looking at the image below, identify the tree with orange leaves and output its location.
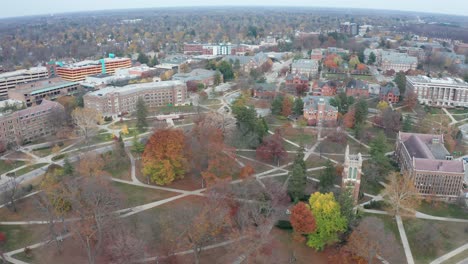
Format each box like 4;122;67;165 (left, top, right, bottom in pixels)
239;165;255;179
356;63;367;71
343;108;356;128
290;202;316;242
281;96;293;117
142;129;188;185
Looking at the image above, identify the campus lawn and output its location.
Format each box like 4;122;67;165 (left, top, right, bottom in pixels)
0;160;25;175
112;181;179;208
15;163;49;176
0;225;47;251
417;200;468;219
404;218;468;264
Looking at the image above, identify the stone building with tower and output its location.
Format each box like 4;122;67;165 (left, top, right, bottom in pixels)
341;145;363;203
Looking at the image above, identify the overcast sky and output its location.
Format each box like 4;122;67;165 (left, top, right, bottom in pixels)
1;0;467;18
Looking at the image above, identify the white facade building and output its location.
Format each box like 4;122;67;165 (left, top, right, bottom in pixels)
406;76;468;108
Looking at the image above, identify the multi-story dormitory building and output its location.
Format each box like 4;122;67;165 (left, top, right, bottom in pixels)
0;100;65;148
395;132;467;201
56;57;132;82
406;75;468;108
0;67;50;99
84;80;187;117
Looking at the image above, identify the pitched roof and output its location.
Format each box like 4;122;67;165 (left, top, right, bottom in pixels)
380;83;400;96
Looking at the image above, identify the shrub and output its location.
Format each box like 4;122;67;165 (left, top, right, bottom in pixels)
22;184;33;193
363;200;387;210
275;220;293;230
52;154;67;161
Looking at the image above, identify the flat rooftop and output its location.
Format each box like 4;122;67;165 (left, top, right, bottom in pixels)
87;80;184;97
13;77;78;95
0;67;48;80
407;75;468;86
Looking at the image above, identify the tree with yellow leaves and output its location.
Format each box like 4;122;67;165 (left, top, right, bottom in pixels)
121;124;129;135
306;192;347;250
382;172;420;216
376;101;389;111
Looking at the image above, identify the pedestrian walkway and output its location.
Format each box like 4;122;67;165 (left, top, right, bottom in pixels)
396;215;415;264
430;243;468;264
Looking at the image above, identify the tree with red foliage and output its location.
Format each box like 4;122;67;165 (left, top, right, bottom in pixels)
307;119;317;126
295;84;309;97
290;202;317;241
256;133;287;164
343;108;356;128
403;89;418;111
281;96;293;117
186;80;199;92
356;63;367;71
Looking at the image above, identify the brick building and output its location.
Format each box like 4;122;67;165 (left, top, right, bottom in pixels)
310;49;324;60
311;80;337;96
406;75;468;108
172;69;221;87
379;83;400;103
0;100;65;147
84;81;187;117
285;73;309;93
345;79;370;98
57;57;132;81
396;132;467;200
291;59;319;78
223;52;270;73
455;43;468;55
380;51;418;72
8;77;80;107
303;96;338;126
253;83;277;99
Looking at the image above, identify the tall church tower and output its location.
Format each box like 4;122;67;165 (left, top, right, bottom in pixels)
342;145;363;204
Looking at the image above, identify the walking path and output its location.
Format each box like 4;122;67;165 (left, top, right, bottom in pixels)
396;215;415;264
442;108;458;125
430;243;468;264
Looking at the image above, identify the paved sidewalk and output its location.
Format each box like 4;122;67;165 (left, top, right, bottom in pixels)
430;243;468;264
396;215;415;264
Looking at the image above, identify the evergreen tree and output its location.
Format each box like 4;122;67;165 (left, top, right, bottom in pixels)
369;131;387;158
63;158;74;176
338;188;357;229
293;98;304;116
137;53;149;65
354;98;368;125
402;116;413;132
319;160;335;193
233;59;241;70
368;52;376;65
136;98;148;132
288;148;307;202
394;72;407;96
271;95;284;115
217;61;234;80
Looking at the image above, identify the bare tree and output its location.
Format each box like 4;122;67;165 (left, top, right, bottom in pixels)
71;108;102;145
0;177;22;213
382;172;420;216
346;217;401;264
66;177;122;264
103;227;146;264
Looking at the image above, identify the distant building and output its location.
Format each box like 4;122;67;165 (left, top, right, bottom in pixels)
285;73;309;92
396;132;467;200
380;51;418;72
0;66;51;98
345;79;370;98
183;43;256;56
358;25;372;36
311;80;337;96
291;59;319;78
0;100;65;147
84;81;187;117
379;83;400;103
310;49;324;60
439;52;466;64
223;52;270;73
172;69;221;87
406;75;468;108
253;83;277;99
326;47;349;56
56;57;132;82
340;22;359;36
8;77;80;107
342;145;363;203
454;43;468;55
303;96;338;126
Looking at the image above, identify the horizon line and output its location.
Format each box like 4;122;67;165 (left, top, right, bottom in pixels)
0;5;467;20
